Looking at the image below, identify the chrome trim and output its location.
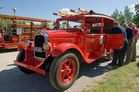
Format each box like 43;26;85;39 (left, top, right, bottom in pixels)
34;31;49;61
100;35;104;44
43;43;50;50
34;47;43;52
41;31;49;42
25;40;31;48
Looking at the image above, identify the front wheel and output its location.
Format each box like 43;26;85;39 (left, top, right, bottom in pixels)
16;50;34;74
49;52;80;91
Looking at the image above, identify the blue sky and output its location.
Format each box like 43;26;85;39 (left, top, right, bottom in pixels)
0;0;138;20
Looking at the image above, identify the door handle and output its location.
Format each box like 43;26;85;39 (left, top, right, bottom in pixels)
100;35;104;44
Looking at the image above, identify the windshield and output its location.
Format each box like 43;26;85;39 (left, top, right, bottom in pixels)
59;20;82;30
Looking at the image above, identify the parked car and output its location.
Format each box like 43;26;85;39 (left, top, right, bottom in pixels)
14;10;124;91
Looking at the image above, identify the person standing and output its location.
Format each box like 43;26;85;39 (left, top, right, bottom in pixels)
122;23;134;64
109;22;128;66
129;22;138;61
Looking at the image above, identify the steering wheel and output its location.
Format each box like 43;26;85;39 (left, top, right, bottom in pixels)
73;25;80;28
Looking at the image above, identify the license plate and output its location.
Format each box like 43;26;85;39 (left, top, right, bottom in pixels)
34;47;42;52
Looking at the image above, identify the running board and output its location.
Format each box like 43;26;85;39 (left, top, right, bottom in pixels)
14;61;46;75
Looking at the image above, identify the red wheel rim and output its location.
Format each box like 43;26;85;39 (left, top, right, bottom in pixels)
59;58;77;85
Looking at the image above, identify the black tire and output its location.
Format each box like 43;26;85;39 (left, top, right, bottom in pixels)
49;52;80;91
16;50;34;74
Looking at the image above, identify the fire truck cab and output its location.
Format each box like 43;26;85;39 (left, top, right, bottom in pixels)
14;9;124;91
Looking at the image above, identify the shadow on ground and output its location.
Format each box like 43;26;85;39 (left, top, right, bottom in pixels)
0;67;59;92
136;62;139;68
78;59;113;78
0;59;115;92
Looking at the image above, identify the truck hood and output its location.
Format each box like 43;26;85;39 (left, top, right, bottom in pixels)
45;30;81;38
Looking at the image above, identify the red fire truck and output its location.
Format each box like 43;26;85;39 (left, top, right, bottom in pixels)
0;14;51;51
14;9;124;91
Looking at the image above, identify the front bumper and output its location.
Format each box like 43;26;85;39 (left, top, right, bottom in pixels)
14;61;46;75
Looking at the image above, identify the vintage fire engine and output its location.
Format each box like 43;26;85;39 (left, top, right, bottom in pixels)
14;9;124;91
0;14;51;51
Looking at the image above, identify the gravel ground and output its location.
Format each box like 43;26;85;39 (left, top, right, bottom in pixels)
0;41;139;92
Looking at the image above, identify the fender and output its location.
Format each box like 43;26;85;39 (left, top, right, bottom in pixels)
52;43;84;58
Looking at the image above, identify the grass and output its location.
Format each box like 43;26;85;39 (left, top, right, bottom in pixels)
82;61;139;92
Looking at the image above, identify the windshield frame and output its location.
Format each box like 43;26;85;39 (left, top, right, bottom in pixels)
56;15;84;30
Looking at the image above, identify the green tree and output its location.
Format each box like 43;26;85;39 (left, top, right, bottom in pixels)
134;3;139;27
0;18;13;30
119;11;125;24
111;9;125;24
111;9;119;21
17;20;25;24
124;6;134;23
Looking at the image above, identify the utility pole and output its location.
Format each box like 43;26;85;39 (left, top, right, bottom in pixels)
12;8;16;16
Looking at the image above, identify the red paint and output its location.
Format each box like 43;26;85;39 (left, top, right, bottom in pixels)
24;48;44;67
52;43;84;57
59;58;76;84
15;13;125;90
14;61;46;75
105;34;124;50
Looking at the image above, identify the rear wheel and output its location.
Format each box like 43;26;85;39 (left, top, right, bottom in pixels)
49;52;80;91
16;50;34;74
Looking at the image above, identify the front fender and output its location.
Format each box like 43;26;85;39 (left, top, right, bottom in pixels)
52;43;84;57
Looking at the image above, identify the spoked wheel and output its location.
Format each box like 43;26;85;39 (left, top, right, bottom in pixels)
60;57;77;85
49;52;80;91
16;50;34;74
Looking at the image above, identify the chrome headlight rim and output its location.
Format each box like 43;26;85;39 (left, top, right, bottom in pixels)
25;40;31;48
43;42;50;50
41;31;49;42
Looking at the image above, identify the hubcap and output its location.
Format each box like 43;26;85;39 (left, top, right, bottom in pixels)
60;58;76;84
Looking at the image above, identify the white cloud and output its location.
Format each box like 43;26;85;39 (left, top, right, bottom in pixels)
128;4;135;13
128;3;139;14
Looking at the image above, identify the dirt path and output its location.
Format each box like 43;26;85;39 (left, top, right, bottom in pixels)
0;42;139;92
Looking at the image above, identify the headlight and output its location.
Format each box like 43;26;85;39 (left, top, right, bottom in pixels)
43;42;50;50
25;40;31;48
